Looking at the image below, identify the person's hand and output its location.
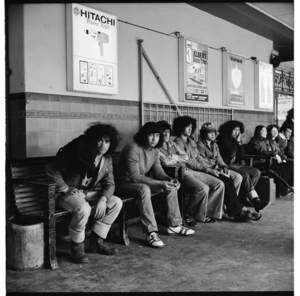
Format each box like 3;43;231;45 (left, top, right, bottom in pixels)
160;181;176;192
222;166;228;175
275;154;282;163
207;168;219;177
67;188;86;198
171;179;181;190
94;198;107;220
236;132;241;142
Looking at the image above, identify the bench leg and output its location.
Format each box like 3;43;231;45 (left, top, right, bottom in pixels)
119;205;130;246
44;215;59;269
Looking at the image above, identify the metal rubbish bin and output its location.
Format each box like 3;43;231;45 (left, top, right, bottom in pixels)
6;216;44;271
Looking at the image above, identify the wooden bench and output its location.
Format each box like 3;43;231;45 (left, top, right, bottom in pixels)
9;154;185;270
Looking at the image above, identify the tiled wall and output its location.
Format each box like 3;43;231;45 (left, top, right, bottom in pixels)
8;93;140;158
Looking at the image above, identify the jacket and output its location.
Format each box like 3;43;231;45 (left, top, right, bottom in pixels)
46;135;115;200
216;133;245;166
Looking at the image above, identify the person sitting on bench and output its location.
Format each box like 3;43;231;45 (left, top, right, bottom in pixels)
216;120;269;212
46;122;123;264
114;122;195;249
197;122;264;221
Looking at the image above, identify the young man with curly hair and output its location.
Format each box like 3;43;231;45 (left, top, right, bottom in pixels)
115;122;195;248
46;122;123;264
216;120;270;212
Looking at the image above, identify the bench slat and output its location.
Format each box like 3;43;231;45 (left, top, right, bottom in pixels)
15;196;44;203
14;191;44;198
18;205;45;213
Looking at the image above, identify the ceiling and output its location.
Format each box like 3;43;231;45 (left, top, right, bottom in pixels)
188;2;294;62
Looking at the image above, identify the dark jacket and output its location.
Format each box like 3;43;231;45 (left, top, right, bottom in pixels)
46;135;115;200
215;133;245;166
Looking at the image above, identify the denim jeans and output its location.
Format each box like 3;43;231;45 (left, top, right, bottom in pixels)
183;169;224;222
229;164;261;198
58;194;122;243
114;182;182;233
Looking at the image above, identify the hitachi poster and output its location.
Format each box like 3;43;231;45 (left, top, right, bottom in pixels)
66;3;118;95
179;38;208;103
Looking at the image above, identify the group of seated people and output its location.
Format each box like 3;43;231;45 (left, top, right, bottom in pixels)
45;109;294;264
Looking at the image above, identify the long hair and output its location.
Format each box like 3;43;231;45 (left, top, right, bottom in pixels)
156;120;172;133
172;116;197;137
218;120;245;135
253;125;265;138
199;122;216;140
133;122;164;148
84;122;121;155
266;124;279;139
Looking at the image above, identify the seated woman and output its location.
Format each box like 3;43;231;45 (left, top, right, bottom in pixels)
46;122;123;264
248;125;293;197
114;122;195;249
197;122;262;220
216;120;266;211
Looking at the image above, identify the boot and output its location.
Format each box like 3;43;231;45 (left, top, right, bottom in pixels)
88;231;119;255
70;241;90;264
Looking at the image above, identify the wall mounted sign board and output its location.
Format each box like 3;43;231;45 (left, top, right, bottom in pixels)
222;51;245;107
66;3;118;95
274;69;293;93
179;37;208;103
277;94;293;120
254;61;273;110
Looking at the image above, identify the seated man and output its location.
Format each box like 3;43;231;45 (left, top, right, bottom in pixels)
216;120;270;212
277;123;294;160
172;116;225;223
197;122;263;220
46;122;123;264
114;122;195;249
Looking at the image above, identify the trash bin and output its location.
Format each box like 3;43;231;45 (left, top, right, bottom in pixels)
6;216;44;271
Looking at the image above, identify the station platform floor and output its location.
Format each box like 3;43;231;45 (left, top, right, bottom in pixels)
5;194;294;293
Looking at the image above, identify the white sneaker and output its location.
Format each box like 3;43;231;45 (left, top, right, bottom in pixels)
147;232;165;248
167;225;195;236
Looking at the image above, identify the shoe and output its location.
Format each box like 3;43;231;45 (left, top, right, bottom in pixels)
88;231;119;255
251;198;271;213
234;210;253;222
167;225;195;236
70;241;90;264
245;210;261;221
147;232;165;248
203;217;217;223
184;214;197;226
280;189;293;196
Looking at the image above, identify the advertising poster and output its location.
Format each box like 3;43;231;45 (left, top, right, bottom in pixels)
66;3;118;95
274;69;282;91
179;37;208;103
277;94;293;120
222;52;245;106
254;61;273;110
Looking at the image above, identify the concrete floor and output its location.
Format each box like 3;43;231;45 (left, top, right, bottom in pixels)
6;194;294;292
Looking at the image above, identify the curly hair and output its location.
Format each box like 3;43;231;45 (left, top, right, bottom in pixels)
133;122;164;148
218;120;245;135
84;122;121;155
253;125;266;138
172;116;197;137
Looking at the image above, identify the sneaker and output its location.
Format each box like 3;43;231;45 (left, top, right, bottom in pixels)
184;214;197;226
147;232;165;248
167;225;195;236
251;198;271;213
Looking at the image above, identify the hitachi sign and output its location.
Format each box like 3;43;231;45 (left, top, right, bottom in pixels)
79;9;116;26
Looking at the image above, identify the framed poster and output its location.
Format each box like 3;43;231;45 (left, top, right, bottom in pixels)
254;60;273;110
66;3;118;95
274;69;282;91
277;94;293;120
179;37;208;103
222;51;245;106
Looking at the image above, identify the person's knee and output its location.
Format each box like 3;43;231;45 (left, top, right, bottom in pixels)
76;202;91;218
137;184;151;199
194;183;209;197
114;196;123;210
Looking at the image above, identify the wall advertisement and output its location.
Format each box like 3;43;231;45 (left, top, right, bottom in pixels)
254;61;273;110
222;51;245;106
66;3;118;95
179;37;208;103
277;94;293;120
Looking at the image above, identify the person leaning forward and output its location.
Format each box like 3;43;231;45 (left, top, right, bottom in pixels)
45;122;123;264
114;122;195;249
